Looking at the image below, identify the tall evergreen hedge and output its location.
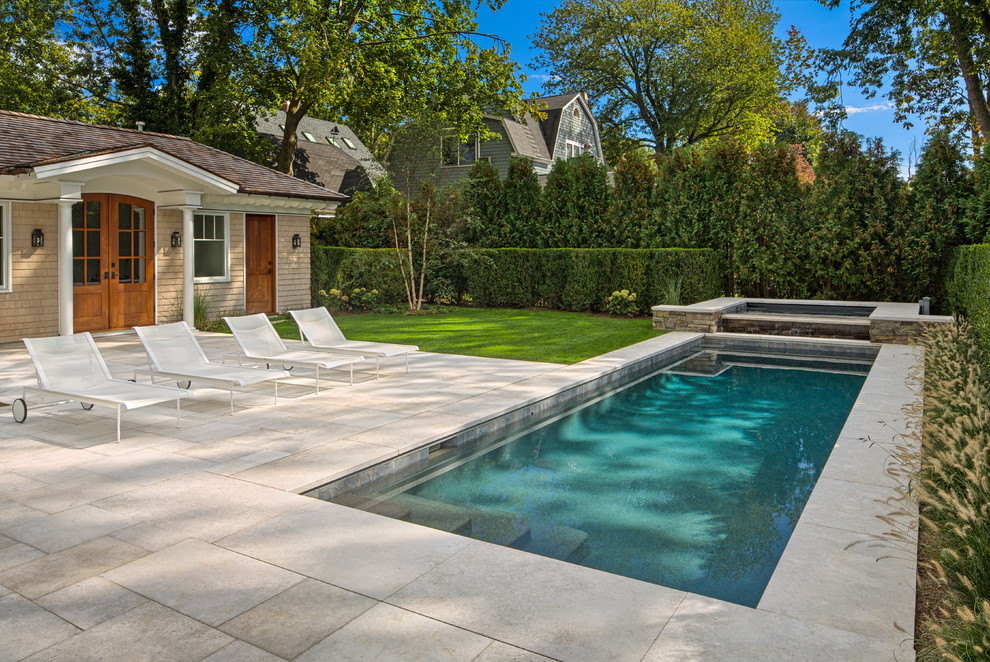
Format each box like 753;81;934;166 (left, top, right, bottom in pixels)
312;246;720;312
945;244;990;351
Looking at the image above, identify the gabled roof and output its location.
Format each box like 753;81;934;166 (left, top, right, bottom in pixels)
256;111;386;181
534;93;584;158
0;110;348;201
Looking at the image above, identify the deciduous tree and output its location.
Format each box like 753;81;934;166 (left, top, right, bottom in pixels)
533;0;790;154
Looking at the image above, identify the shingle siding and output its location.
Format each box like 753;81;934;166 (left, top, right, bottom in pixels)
0;203;60;341
276;215;311;311
551;101;600;161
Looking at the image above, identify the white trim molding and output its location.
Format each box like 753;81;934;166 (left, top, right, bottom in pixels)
0;200;11;293
31;147;239;194
192;211;231;284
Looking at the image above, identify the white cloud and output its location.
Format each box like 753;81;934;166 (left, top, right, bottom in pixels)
845;103;893;115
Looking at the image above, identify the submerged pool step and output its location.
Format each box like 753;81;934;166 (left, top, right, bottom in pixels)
387;494;472;534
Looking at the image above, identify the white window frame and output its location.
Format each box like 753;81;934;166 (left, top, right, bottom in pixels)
0;201;11;293
441;132;481;167
565;140;583;159
192;211;230;283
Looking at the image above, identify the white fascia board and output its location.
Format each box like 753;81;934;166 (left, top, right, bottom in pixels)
200;193;340;215
574;96;605;161
31;147;240;194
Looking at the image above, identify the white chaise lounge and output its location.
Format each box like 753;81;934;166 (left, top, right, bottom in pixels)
134;321;289;415
224;314;364;392
12;332;192;442
288;307;418;378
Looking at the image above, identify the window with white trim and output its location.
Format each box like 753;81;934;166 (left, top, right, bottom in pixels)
193;212;229;281
0;202;10;292
564;140;583;159
441;132;479;167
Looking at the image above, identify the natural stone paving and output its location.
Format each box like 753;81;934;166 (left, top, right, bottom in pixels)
0;331;919;660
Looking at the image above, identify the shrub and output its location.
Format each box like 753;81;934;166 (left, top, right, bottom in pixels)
541;154;611;248
503;158;542;247
945;244;990;357
605;289;639;316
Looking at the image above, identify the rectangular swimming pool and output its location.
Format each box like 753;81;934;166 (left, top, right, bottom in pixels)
322;348;870;607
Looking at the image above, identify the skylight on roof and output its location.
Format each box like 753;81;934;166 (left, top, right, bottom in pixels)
303;132;318;142
342;137;356;149
325;136;339;147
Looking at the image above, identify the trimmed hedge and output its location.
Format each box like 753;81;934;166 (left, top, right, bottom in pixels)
945;244;990;350
312;246;722;312
311;247;407;305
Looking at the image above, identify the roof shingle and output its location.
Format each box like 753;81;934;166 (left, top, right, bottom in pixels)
0;110;348;202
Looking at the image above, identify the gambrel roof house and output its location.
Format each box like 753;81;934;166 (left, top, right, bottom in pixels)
256;111;385;195
436;91;607;186
0;110;347;344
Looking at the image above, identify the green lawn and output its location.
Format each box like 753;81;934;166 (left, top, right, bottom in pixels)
269;307;665;364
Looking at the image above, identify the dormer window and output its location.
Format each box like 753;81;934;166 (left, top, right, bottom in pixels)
341;137;357;149
325;136;339;147
303;132;317;142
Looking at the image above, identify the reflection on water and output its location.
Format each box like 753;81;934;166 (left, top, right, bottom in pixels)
348;356;866;607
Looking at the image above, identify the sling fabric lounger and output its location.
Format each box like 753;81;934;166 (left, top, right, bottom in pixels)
223;314;364;393
13;333;192;442
289;307;418;378
134;321;289;415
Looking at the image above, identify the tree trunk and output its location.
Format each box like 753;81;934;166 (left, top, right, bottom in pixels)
948;12;990;141
276;96;313;175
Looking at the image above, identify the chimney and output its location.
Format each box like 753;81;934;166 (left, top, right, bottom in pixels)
580;91;589;105
135;121;145;131
283;101;290;112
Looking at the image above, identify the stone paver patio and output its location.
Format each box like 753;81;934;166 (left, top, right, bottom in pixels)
0;331;918;661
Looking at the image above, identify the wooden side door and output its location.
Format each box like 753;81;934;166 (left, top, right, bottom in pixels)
245;214;276;314
109;196;155;329
72;194;110;333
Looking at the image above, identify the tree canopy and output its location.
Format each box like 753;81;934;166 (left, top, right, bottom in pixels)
816;0;990;143
0;0;528;174
532;0;791;154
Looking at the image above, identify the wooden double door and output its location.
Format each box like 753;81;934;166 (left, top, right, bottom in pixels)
72;194;156;332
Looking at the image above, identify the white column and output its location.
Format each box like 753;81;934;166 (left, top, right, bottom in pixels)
57;201;74;336
182;207;195;326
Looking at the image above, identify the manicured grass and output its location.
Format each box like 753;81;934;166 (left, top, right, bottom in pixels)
269;307;665;364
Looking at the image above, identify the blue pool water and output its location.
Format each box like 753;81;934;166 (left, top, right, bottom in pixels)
340;351;868;607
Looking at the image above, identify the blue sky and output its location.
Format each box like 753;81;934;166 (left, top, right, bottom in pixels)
475;0;931;176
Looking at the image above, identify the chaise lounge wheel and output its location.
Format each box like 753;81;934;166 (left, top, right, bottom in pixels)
177;380;192;389
80;402;94;410
11;398;27;423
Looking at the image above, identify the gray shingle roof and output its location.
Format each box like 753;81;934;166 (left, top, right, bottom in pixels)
0;110;348;202
502;114;552;163
256;111;386;181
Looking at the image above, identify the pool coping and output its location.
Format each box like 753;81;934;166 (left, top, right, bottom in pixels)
309;331;920;660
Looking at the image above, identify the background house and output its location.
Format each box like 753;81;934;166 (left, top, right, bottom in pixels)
436;92;607;187
0;111;347;344
256;111;385;196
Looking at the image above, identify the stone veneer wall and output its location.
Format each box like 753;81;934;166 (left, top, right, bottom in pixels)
156;209;246;323
276;214;311;311
0;202;59;342
652;309;720;333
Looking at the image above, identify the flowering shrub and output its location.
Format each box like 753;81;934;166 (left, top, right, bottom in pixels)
350;288;379;312
605;289;638;316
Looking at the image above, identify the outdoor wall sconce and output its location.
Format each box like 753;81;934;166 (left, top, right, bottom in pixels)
171;231;182;248
31;228;44;248
292;233;302;249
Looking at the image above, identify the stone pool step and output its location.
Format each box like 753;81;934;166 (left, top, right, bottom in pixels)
332;493;412;521
387;494;473;534
524;520;590;564
719;313;871;340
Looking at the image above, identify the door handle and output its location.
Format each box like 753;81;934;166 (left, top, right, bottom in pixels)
267;268;272;274
104;271;109;279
